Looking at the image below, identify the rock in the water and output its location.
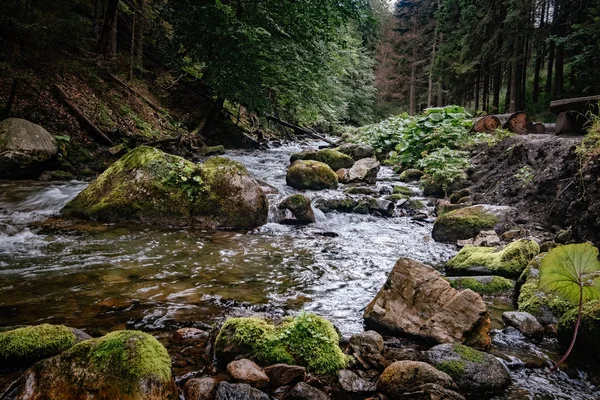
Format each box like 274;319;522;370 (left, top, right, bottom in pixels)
348;330;385;369
12;330;178;400
335;143;375;160
61;146;268;229
432;205;508;243
377;361;456;398
421;178;445;198
338;369;376;393
502;312;544;338
215;381;272;400
314;196;394;217
341;158;380;184
284;382;330;400
457;230;501;247
290;149;354;171
426;343;511;395
200;145;226;156
558;300;600;358
400;383;466;400
227;359;270;389
0;118;58;178
0;324;88;370
399;169;425;182
278;194;315;225
363;258;491;348
184;377;218;400
446;276;514;297
445;239;540;279
286;160;338;191
263;364;306;387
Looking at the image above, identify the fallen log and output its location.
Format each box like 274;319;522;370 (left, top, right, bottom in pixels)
53;84;114;145
267;115;337;146
550;95;600;115
534;123;547;134
473;115;501;133
503;112;537;135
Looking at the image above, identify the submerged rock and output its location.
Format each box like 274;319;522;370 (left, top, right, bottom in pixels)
335;143;375;161
286;160;338;190
0;118;58;178
0;324;88;370
446;276;514;297
502;311;544;338
363;258;491;348
61;146;268;229
432;205;508;243
377;361;456;398
12;330;177;400
290;149;354;172
278;194;315;225
446;239;540;279
426;343;511;395
215;313;349;375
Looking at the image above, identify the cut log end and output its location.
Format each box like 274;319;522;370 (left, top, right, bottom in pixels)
504;112;537;135
473;115;502;133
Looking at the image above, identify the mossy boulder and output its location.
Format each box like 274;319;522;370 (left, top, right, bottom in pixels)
446;276;514;297
432;205;505;243
278;194;315;225
12;330;177;400
445;239;540;279
377;361;457;398
0;324;87;370
314;196;394;217
393;185;414;196
61;146;268;229
558;300;600;358
398;169;424;182
214;313;349;375
0;118;58;178
290;149;354;172
286;160;338;190
426;344;511;395
200;145;225;156
335;143;375;161
421;177;445;198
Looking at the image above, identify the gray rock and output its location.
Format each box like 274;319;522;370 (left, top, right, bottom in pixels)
0;118;58;178
227;359;270;389
336;143;375;160
337;369;376;393
502;311;544;338
216;382;272;400
349;331;385;369
377;361;457;399
185;377;218;400
284;382;330;400
400;383;466;400
263;364;306;388
426;343;511;395
344;158;380;184
278;194;315;225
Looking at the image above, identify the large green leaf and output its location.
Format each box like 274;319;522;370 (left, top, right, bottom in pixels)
538;243;600;305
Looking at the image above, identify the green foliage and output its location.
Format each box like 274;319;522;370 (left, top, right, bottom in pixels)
452;344;485;363
418;147;471;192
215;313;350;375
575;106;600;166
436;360;465;376
515;165;534;187
485;128;515;147
163;162;205;202
0;324;76;366
449;276;514;295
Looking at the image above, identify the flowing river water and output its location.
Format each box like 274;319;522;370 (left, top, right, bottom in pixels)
0;141;598;399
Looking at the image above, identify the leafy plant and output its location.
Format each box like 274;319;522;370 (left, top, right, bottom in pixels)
485;128;515;147
538;243;600;371
575;104;600;167
515;165;534;187
163;163;205;202
418;147;471;193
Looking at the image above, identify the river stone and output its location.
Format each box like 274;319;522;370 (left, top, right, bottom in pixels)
290;149;354;171
446;276;515;297
343;158;380;184
338;369;376;393
0;118;58;178
61;146;268;229
284;382;330;400
263;364;305;387
425;343;511;395
457;230;501;247
400;383;466;400
12;330;178;400
377;361;456;398
348;331;385;369
286;160;338;190
215;382;272;400
364;258;491;348
278;194;315;225
398;169;424;182
228;359;270;389
432;205;509;243
184;377;218;400
502;311;544;338
335;143;375;160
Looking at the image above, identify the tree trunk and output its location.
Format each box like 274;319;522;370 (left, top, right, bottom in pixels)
437;78;443;107
473;115;501;133
509;41;519;113
135;0;146;69
4;78;18;116
554;43;564;98
493;62;501;113
505;112;537;134
98;0;119;56
427;26;438;108
129;6;136;81
483;72;489;112
475;72;480;111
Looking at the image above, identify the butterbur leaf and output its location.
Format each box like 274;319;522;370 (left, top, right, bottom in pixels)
539;243;600;304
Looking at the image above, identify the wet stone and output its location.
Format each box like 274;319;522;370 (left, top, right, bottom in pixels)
184;377;218;400
284;382;330;400
263;364;306;388
215;381;272;400
227;359;270;389
338;369;376;393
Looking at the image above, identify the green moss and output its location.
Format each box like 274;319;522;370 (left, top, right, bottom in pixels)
345;187;377;195
404;199;425;211
393;186;414;196
290;149;354;171
558;300;600;355
0;324;76;366
517;280;572;320
385;194;408;202
452;344;485;363
436;360;466;376
433;206;499;243
286;160;338;190
448;276;514;295
215;313;349;375
447;239;539;278
398;169;424;182
200;145;225;156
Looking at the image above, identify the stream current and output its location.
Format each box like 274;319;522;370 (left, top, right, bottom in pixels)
0;141;597;399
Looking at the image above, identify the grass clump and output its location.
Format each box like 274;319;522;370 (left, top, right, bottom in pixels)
452;344;485;363
393;186;414;196
436;360;466;376
449;276;513;295
0;324;76;367
215;313;349;375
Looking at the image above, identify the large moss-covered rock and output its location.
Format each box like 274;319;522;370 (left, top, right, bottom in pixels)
61;146;268;229
12;330;177;400
426;343;511;395
290;149;354;171
558;300;600;358
0;118;58;178
278;194;315;225
446;276;514;297
445;239;540;279
398;169;424;182
432;205;506;243
0;324;85;370
335;143;375;161
363;258;491;348
286;160;338;190
215;313;349;375
377;361;457;398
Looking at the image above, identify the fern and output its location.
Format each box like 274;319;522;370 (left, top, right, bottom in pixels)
538;243;600;371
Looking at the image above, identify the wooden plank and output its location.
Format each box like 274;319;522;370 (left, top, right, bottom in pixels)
550;95;600;115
